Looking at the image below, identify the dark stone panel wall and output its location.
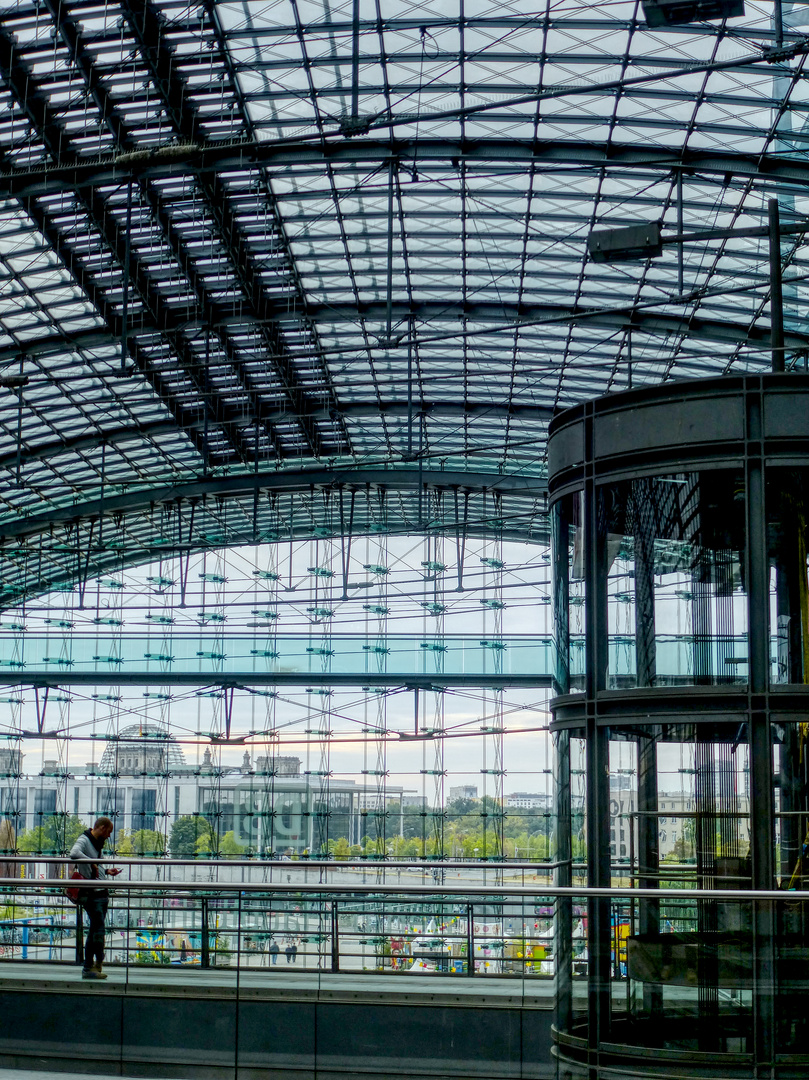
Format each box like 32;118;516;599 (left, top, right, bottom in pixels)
0;989;553;1079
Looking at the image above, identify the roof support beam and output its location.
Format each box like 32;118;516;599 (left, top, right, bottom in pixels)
0;466;546;541
2;295;805;365
40;0;319;462
301;300;794;352
0;12;335;467
0;401;555;476
0;672;551;689
6;139;809;199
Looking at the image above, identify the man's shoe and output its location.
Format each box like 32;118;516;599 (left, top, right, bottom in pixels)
81;968;107;979
92;961;104;974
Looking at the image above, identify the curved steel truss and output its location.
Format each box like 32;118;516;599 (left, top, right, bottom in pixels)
0;0;805;591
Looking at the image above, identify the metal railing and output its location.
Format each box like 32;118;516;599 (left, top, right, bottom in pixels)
0;858;803;982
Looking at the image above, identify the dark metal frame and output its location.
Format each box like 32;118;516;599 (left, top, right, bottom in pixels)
547;373;809;1079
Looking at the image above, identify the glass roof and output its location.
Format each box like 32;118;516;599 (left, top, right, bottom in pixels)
0;0;805;590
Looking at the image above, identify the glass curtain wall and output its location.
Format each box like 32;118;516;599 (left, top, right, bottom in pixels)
549;384;809;1080
597;471;747;689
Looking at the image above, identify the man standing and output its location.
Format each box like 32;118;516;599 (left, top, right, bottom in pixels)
69;817;120;980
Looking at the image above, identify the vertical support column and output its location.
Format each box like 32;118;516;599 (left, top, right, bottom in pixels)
774;0;784;48
552;500;574;1035
637;732;661;1019
555;727;573;1034
468;903;475;976
75;904;83;964
201;897;210;969
630;478;660;1024
584;407;612;1058
553;500;571;698
746;384;776;1075
331;900;340;972
350;0;360;120
585;720;611;1057
585;410;609;700
632;478;657;689
770;198;785;374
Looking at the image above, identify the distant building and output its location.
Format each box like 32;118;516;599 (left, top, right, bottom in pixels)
608;787;636;860
608;789;751;861
0;724;362;855
351;788;406;812
506;792;549;809
449;785;478;801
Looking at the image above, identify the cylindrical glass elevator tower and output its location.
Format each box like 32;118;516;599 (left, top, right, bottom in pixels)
549;374;809;1079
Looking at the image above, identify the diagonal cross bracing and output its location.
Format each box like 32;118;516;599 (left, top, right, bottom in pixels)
118;0;348;460
0;5;340;468
0;16;248;467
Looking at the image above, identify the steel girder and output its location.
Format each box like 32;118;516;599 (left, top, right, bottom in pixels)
4;140;809;202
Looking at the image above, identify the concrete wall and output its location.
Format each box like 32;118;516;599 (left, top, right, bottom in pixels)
0;987;554;1080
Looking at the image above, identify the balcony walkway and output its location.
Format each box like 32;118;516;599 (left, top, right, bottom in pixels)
0;961;555;1079
0;960;554;1007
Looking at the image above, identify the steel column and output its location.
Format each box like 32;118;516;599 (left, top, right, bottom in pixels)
745;384;776;1076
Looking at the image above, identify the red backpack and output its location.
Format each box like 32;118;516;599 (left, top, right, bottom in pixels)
65;864;97;904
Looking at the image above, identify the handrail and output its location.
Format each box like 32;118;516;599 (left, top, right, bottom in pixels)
0;856;559;870
0;855;737;873
4;878;808;901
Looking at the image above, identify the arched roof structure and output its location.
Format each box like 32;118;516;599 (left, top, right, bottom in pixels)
0;0;805;598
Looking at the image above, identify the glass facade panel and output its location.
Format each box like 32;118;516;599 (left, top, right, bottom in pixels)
553;492;585;694
0;632;554;682
773;721;809;1055
96;786;125;831
131;788;157;832
600;471;747;688
555;722;755;1054
767;468;809;686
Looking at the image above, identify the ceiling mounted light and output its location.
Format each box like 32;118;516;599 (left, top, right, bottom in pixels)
587;221;662;263
641;0;744;26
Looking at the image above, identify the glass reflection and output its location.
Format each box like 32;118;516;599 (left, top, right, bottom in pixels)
556;722;756;1054
599;471;747;688
768;468;809;686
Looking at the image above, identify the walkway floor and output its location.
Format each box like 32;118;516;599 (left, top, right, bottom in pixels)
0;961;554;1006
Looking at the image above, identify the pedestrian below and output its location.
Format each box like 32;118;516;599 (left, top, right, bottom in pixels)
285;941;294;963
269;939;279;965
69;817;120;980
291;941;298;963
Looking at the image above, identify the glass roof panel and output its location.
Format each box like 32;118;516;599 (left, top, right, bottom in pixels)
0;0;800;587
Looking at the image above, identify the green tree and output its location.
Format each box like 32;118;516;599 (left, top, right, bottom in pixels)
195;832;213;855
0;819;15;856
128;829;166;856
445;797;480;818
18;814;86;854
115;830;135;856
332;837;351;860
218;830;246;856
170;815;214;856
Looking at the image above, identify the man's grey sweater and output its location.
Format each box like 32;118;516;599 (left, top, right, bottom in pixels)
69;831;111;881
